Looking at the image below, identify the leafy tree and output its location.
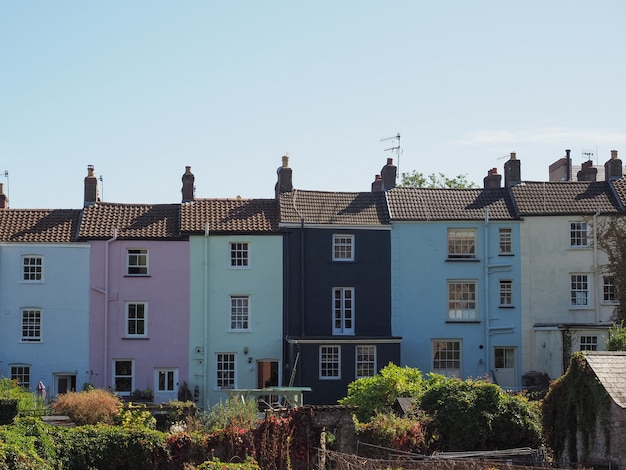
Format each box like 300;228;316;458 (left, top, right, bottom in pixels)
338;363;425;422
596;216;626;322
606;320;626;350
400;171;478;189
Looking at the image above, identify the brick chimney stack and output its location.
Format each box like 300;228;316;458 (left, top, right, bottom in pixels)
577;160;597;182
0;182;7;209
380;158;397;191
182;166;195;202
275;155;293;198
371;174;383;192
605;150;623;181
504;152;521;187
483;168;502;189
84;165;99;207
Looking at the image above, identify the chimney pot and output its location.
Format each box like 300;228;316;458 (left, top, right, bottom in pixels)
0;182;7;209
380;159;397;191
484;168;502;188
371;174;383;192
275;156;293;197
84;165;99;207
612;150;618;160
504;153;521;187
605;150;623;180
282;155;289;168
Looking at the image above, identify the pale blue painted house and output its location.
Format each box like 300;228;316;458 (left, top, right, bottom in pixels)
0;206;90;398
385;167;523;388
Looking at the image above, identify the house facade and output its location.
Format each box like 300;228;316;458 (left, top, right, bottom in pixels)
0;203;90;399
79;169;189;402
386;162;522;387
512;159;625;380
278;157;401;405
181;168;284;408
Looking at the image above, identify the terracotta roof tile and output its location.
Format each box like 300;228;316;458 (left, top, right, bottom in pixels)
78;203;181;240
584;351;626;409
610;178;626;209
279;190;389;226
180;198;280;234
386;187;517;221
511;181;622;215
0;209;81;242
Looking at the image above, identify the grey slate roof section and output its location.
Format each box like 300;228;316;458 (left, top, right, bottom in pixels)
279;190;389;226
511;181;623;216
385;187;517;221
583;351;626;409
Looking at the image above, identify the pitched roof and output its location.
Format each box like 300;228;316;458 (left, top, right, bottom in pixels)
78;203;182;240
180;198;280;234
385;187;517;221
279;190;389;226
511;181;623;216
0;209;81;242
609;178;626;209
583;351;626;409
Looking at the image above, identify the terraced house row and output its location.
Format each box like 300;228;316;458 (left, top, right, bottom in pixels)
1;150;625;406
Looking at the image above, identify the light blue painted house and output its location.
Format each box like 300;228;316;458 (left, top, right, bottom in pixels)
180;168;284;408
0;191;90;398
385;163;523;388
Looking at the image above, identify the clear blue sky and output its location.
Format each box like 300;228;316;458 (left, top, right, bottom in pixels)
2;1;625;208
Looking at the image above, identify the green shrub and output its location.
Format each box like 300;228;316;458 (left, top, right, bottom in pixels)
0;378;45;417
116;405;156;430
51;388;122;425
606;320;626;350
339;363;426;422
198;456;261;470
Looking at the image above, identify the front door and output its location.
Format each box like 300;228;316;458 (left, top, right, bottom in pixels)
257;361;279;408
154;369;178;403
493;347;516;389
54;374;77;398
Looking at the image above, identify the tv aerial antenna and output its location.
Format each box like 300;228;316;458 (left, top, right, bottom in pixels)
380;133;402;176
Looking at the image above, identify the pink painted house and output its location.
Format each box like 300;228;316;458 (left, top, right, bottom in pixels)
78;167;189;402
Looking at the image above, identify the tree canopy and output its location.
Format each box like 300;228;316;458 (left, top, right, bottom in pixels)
399;171;478;189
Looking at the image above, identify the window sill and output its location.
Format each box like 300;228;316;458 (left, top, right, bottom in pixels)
124;275;151;278
498;305;515;309
446;258;480;262
228;329;251;333
568;246;591;251
122;337;149;340
498;253;515;257
332;259;355;263
568;307;594;311
319;377;341;381
20;340;42;343
445;320;481;324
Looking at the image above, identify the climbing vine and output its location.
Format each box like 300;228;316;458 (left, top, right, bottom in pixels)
543;352;611;463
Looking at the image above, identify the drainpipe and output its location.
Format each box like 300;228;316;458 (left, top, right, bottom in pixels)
203;223;210;407
483;210;490;375
104;229;117;389
593;209;600;324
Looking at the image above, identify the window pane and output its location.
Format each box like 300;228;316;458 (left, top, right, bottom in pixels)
230;243;249;267
23;256;43;281
570;223;588;247
333;235;354;261
448;282;477;319
448;230;476;259
320;346;340;379
499;228;512;254
127;249;148;275
230;296;249;330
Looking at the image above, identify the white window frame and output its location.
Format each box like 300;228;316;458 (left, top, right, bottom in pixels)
332;287;355;335
332;234;354;262
356;345;376;379
570;274;590;307
447;229;476;259
22;255;43;282
498;228;512;255
603;275;617;304
432;340;461;377
320;345;341;380
126;302;148;338
127;249;149;276
113;360;134;395
447;281;477;320
10;365;31;390
21;308;42;342
579;335;598;351
216;353;236;389
230;295;250;331
570;222;589;248
499;280;513;307
230;242;249;268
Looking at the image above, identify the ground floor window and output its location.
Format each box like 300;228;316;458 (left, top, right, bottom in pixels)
579;335;598;351
320;345;341;379
11;365;30;390
216;353;236;389
432;340;461;377
356;345;376;378
114;360;133;395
